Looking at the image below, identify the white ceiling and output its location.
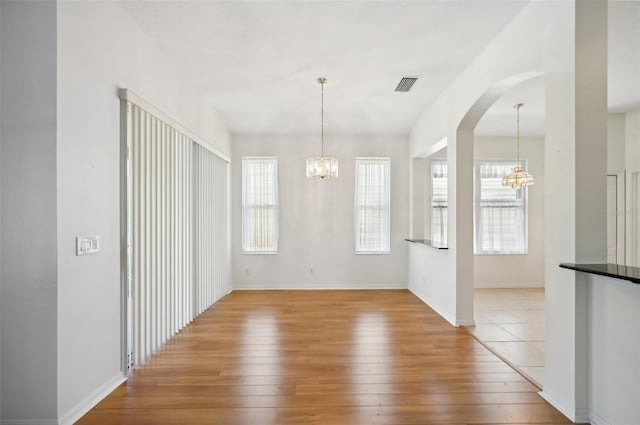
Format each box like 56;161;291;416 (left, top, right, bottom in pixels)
119;0;528;135
120;0;639;137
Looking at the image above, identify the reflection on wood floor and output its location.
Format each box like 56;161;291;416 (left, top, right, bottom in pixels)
77;290;570;424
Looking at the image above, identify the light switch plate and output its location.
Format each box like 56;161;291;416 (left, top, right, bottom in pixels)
76;236;100;256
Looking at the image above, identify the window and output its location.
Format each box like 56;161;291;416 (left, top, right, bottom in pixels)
430;160;448;245
474;160;527;254
242;157;278;253
355;158;391;253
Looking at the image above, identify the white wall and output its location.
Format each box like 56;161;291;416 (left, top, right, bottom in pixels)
588;275;640;425
232;135;408;289
56;2;230;423
1;1;58;422
626;108;640;172
473;137;545;288
408;243;456;323
1;2;3;418
625;108;640;267
546;1;609;420
608;114;625;174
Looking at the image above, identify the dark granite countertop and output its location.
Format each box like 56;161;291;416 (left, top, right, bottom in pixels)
404;238;448;250
559;263;640;285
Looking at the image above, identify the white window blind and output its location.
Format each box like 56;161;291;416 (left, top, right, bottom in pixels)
242;157;278;253
355;158;391;253
127;101;230;368
194;145;230;316
431;160;448;245
474;160;527;254
129;104;193;366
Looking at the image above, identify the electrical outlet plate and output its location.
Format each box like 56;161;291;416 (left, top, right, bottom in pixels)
76;236;100;256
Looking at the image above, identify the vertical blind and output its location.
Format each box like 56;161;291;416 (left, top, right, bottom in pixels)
242;157;278;253
194;145;230;315
128;102;229;367
474;161;527;254
355;158;391;253
430;160;448;245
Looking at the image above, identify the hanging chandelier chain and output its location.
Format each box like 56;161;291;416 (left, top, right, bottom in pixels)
306;77;338;179
319;77;326;158
502;102;533;189
515;103;523;164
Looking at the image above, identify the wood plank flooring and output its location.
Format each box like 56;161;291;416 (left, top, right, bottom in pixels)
77;290;571;425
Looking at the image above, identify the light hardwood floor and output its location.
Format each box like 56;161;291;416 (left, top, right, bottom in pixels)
77;290;569;424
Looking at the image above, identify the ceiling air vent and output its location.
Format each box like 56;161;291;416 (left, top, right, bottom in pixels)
395;77;418;92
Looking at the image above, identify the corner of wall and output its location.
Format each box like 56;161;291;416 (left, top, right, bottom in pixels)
538;390;590;424
57;373;125;425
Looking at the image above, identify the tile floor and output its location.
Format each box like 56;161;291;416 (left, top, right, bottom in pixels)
465;288;545;388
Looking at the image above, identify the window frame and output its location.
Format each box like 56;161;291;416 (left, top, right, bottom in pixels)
354;157;391;255
473;159;528;256
241;157;279;254
430;159;448;246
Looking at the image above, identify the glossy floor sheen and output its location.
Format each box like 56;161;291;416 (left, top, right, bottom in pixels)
78;290;571;425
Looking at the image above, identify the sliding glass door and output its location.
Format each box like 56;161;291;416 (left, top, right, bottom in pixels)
122;99;230;370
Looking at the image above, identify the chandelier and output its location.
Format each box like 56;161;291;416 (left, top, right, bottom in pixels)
502;103;535;189
306;77;338;179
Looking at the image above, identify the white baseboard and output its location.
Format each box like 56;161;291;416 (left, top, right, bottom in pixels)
408;287;457;327
538;390;590;424
57;372;126;425
588;410;613;425
233;282;408;290
1;420;58;425
474;282;545;289
576;408;591;424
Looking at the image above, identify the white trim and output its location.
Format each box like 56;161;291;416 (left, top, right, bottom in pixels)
588;410;613;425
538;390;590;424
607;172;626;265
118;88;230;163
57;373;126;425
626;170;639;267
408;287;457;327
354;157;391;254
474;252;529;256
234;283;407;290
119;97;130;378
241;157;279;254
473;159;529;255
576;408;591;424
473;282;545;289
0;420;58;425
414;136;448;159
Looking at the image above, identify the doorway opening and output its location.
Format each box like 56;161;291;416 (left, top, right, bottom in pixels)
462;76;547;388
